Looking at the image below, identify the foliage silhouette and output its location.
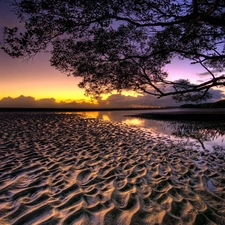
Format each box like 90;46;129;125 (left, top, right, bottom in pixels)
1;0;225;101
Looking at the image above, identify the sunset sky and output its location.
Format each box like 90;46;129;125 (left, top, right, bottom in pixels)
0;1;224;108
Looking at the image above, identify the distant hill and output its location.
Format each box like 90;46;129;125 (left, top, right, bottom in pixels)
180;100;225;108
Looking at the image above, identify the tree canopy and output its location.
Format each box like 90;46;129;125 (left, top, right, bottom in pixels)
1;0;225;102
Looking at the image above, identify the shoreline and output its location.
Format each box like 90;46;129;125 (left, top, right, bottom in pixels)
126;109;225;121
0;112;225;224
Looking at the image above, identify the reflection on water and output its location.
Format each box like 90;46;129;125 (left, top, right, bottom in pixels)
80;111;100;118
102;114;110;121
77;109;225;151
122;118;145;126
77;110;175;135
164;121;225;150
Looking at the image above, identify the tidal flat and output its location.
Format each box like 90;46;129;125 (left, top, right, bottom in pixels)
0;112;225;225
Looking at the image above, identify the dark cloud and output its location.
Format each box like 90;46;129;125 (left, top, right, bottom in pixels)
98;93;180;108
0;94;178;108
0;96;37;108
197;70;223;76
209;89;225;102
0;95;95;108
98;87;225;108
0;89;224;109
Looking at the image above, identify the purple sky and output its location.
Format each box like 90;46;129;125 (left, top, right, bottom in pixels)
0;1;224;108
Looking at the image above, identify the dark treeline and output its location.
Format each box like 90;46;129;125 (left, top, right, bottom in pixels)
180;100;225;108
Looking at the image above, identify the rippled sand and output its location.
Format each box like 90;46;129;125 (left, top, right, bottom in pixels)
0;112;225;225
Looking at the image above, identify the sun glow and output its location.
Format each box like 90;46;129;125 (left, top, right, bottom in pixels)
100;90;143;101
121;90;143;97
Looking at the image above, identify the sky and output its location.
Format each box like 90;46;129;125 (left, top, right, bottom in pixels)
0;1;224;108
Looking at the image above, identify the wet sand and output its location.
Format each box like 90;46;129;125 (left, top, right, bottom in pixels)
0;112;225;225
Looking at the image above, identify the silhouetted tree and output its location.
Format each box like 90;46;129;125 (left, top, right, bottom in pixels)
1;0;225;101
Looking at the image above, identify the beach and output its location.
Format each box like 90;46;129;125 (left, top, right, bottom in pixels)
0;112;225;225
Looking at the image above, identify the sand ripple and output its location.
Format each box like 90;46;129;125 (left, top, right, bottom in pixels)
0;112;225;225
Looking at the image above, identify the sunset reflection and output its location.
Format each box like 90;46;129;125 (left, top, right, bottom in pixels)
122;118;144;126
76;111;145;127
102;115;110;121
78;112;99;118
75;110;225;151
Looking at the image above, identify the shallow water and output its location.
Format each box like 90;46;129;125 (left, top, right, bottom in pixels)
76;109;225;151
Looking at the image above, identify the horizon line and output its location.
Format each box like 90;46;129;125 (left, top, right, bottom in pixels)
0;106;177;112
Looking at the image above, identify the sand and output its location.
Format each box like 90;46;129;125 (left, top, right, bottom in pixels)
0;112;225;225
